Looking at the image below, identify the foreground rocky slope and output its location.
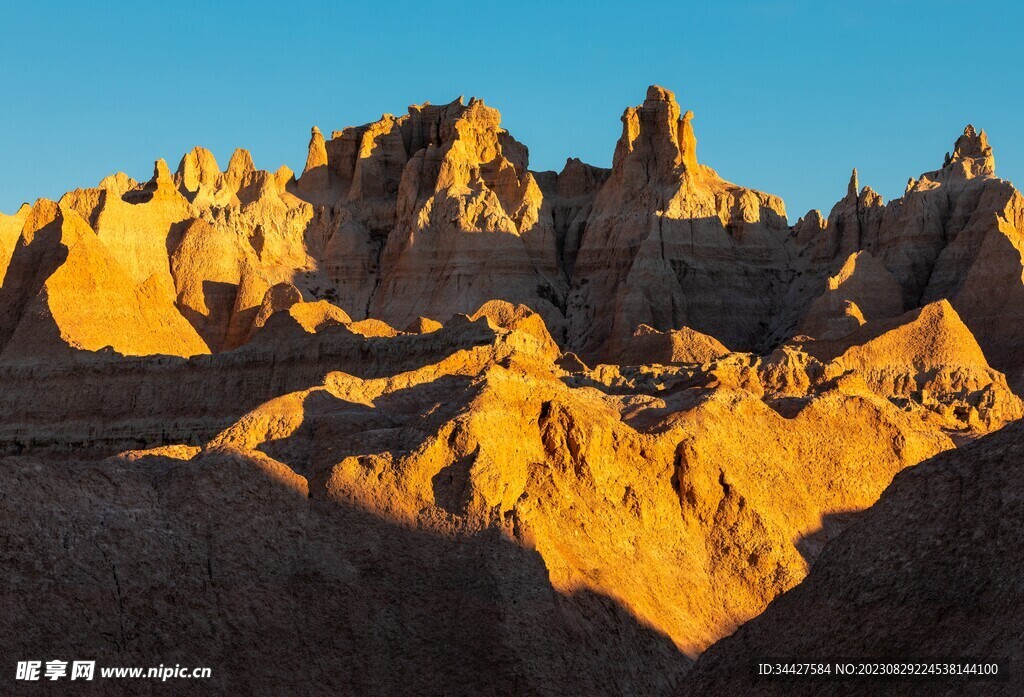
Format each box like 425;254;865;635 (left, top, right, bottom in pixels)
1;299;1020;695
677;420;1024;696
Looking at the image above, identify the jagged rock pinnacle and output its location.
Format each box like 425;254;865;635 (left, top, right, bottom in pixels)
299;126;329;194
177;146;220;194
306;127;327;169
154;158;173;185
613;85;703;176
926;124;996;182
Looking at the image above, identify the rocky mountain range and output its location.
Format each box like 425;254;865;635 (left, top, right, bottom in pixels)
1;85;1021;695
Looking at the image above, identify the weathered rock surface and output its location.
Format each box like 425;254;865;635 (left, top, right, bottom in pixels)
799;250;904;340
805;300;1022;431
0;85;1022;696
783;124;1024;392
2;86;1022;372
0;201;208;359
0;296;1019;692
566;86;790;359
676;420;1024;697
616;324;731;366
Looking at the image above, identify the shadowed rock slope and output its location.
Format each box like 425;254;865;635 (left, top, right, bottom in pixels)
676;420;1024;697
0;302;1019;694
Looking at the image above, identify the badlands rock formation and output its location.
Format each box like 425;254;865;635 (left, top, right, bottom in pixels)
566;86;790;356
1;85;1020;371
0;86;1022;695
677;420;1024;697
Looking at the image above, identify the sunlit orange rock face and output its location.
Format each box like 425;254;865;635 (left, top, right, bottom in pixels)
0;86;1022;695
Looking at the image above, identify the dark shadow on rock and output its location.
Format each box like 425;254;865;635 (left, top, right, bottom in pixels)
432;445;479;515
0;213;69;348
0;450;690;696
794;508;864;565
676;422;1024;696
763;396;812;420
253;374;479;482
172;280;238;352
0;321;498;458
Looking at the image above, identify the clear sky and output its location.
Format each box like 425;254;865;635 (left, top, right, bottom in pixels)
1;1;1021;221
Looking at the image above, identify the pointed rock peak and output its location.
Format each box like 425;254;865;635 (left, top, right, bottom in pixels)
618;324;730;366
924;124;996;182
906;177;917;193
148;159;177;195
614;85;703;176
304;126;328;172
837;299;989;371
951;123;994;172
55;200;93;232
555;157;611;198
23;198;61;239
645;84;679;106
298;127;330;195
154;158;173;184
99;172;138;197
794;209;826;232
404;316;443;334
831;249;896;288
177;146;220;192
274;165;295;191
227;149;255;176
469;300;559;358
859;185;883;207
848;168;859;197
679;109;698;170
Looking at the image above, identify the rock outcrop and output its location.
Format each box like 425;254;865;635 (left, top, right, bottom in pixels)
366;98;567;337
799;251;904;340
807;300;1022;431
566;86;790;359
0;200;208;359
783;124;1024;392
0;84;1022;696
616;324;730;365
3;86;1021;373
677;420;1024;697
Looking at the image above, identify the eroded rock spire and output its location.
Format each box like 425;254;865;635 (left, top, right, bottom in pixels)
614;85;702;177
924;124;996;182
299;126;330;194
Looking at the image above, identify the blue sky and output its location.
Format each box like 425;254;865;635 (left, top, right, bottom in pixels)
1;1;1021;220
